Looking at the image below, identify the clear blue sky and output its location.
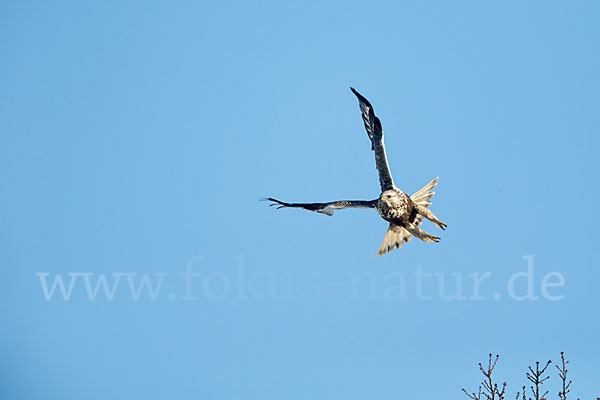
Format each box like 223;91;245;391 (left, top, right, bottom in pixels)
2;1;599;399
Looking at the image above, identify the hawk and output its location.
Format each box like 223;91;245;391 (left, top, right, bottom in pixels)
265;88;447;256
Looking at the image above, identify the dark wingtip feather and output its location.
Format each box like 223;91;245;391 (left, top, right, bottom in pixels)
350;87;372;107
263;197;291;208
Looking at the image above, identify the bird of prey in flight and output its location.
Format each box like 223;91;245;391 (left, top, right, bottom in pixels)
265;88;447;256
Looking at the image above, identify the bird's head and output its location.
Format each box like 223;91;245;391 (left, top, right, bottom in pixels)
380;190;400;206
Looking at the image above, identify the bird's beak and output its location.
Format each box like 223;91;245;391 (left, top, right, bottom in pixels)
381;195;387;200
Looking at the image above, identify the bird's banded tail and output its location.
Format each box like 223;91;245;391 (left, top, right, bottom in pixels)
376;224;412;256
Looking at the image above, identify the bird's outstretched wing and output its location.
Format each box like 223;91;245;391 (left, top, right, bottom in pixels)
410;177;438;208
409;177;439;228
263;198;377;216
350;87;395;192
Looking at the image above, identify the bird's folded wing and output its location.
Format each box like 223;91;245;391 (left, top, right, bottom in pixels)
350;87;395;192
264;198;377;216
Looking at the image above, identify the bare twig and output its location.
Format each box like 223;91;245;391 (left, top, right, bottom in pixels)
556;352;572;400
466;353;579;400
526;359;551;400
463;354;506;400
463;386;482;400
515;386;526;400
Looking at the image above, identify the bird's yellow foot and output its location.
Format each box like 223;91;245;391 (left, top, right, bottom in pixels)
437;221;447;230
